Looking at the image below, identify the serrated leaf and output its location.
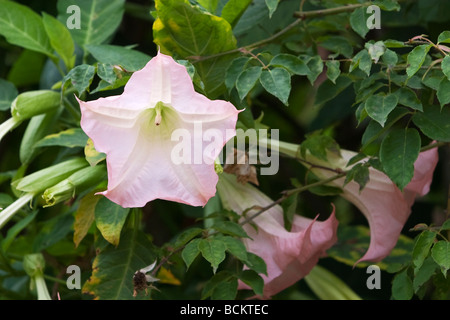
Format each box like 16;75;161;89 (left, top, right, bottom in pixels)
265;0;279;18
239;270;264;296
57;0;125;48
412;230;436;269
211;277;238;300
86;44;151;72
413;256;438;292
382;48;398;67
270;54;309;76
174;227;203;248
0;1;54;57
406;44;432;78
350;49;372;76
431;241;450;276
325;60;340;84
365;93;399;127
380;128;421;190
35;128;89;148
0;79;18;111
181;238;201;269
394;87;423;111
199;238;227;273
82;229;157;300
73;192;99;248
63;64;96;95
94;197;130;246
412;104;450;142
437;77;450;107
350;7;370;38
236;66;262;100
244;252;267;275
221;236;248;261
259;68;291;105
392;269;413;300
225;57;250;92
212;221;249;238
42;12;75;69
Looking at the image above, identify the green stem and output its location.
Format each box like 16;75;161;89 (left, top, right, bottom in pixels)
293;2;372;19
420;141;448;152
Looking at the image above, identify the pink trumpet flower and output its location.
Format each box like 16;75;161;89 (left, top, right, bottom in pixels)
77;52;239;208
307;148;439;264
217;173;338;298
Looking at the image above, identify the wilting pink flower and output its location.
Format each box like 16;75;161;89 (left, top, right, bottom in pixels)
217;173;338;298
309;148;439;264
77;52;239;208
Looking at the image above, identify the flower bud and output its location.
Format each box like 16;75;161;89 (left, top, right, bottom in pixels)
12;158;88;194
23;253;51;300
11;90;60;121
42;164;107;207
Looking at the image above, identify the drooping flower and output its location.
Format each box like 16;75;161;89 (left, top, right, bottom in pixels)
217;173;338;298
277;140;439;264
77;52;240;208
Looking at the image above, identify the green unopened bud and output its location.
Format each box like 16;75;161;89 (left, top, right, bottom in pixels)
43;164;107;207
304;265;362;300
23;253;52;300
11;90;60;121
12;158;88;194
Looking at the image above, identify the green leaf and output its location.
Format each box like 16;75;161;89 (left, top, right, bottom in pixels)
259;68;291;105
0;0;54;57
181;238;201;269
406;44;432;78
392;269;414;300
441;55;450;81
221;236;248;261
281;194;297;231
84;138;106;166
35;128;89;149
244;252;267;275
73;192;99;248
197;0;218;13
82;229;157;300
0;79;18;111
326;60;341;84
431;241;450;276
1;211;38;252
437;77;450;107
211;221;249;238
265;0;280;18
201;271;233;299
94;197;130;246
413;256;438;293
441;220;450;231
225;57;251;92
270;54;309;76
382;49;398;67
350;7;369;38
174;227;203;248
366;41;386;63
318;36;353;59
344;164;370;191
211;277;238;300
199;238;227;273
437;31;450;44
350;49;372;76
86;45;151;72
221;0;252;28
7;50;45;88
57;0;125;48
96;63;117;83
365;93;399;127
236;66;262;100
63;64;96;95
412;230;436;269
304;55;324;85
314;75;353;106
380;128;421;190
153;0;237;98
239;270;264;296
42;12;75;69
412;104;450;142
300;131;341;162
394;87;423;111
